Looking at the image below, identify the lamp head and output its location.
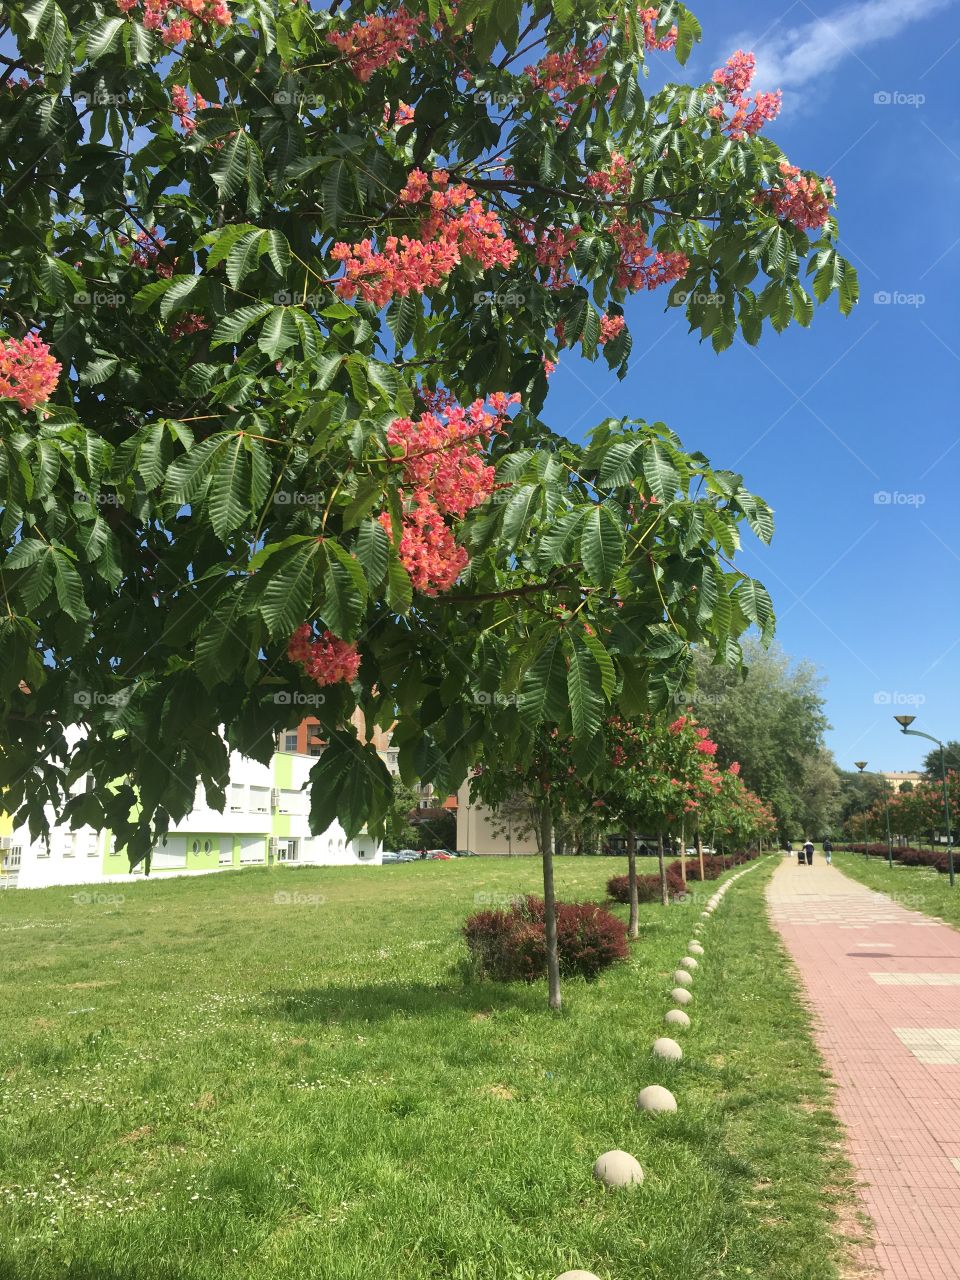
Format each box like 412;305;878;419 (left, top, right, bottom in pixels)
894;714;916;730
854;761;868;773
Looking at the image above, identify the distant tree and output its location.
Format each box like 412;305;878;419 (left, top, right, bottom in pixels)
838;770;891;826
692;641;832;835
384;778;420;851
797;748;841;838
922;742;960;778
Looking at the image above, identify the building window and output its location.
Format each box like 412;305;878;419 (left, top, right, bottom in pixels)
250;787;269;813
309;743;323;757
203;840;212;854
219;846;233;865
191;840;200;854
87;832;98;857
229;785;245;812
277;839;299;862
2;846;21;869
283;732;298;753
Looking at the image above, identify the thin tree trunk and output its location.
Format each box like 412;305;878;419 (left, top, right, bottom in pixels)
696;828;705;881
627;826;639;939
539;804;561;1012
657;830;669;907
680;819;687;884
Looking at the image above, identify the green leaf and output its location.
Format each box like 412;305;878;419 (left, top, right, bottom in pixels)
322;540;367;640
566;635;604;738
580;506;625;587
386;550;413;614
642;441;679;502
257;307;299;358
354;518;390;592
386;294;418;348
226;229;266;289
51;547;87;621
210;303;271;348
260;540;323;639
308;731;391;839
263;229;291;275
84;15;124;61
518;631;567;729
159;274;202;321
208;434;249;540
323;159;354;230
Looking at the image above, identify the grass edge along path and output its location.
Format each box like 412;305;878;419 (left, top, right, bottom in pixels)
0;856;860;1280
831;849;960;929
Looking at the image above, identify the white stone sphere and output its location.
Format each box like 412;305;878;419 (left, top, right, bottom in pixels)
680;956;698;971
673;969;693;986
665;1008;691;1029
556;1272;601;1280
636;1084;677;1113
689;942;704;955
652;1036;683;1062
592;1149;644;1189
671;987;692;1005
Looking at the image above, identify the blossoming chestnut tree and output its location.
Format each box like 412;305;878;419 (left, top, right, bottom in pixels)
0;0;855;869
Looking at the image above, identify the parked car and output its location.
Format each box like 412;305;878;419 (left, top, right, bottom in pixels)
425;849;453;860
455;849;478;858
685;846;716;857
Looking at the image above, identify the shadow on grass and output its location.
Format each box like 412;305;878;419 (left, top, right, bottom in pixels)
258;979;546;1025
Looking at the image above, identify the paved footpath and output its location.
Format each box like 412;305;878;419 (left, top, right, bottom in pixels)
767;857;960;1280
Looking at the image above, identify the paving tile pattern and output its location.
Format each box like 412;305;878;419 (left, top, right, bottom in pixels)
767;859;960;1279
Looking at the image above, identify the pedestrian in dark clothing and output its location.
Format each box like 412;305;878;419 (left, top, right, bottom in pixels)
785;840;793;858
803;839;814;866
823;838;833;866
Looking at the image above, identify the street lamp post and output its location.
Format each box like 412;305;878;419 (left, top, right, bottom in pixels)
855;762;871;859
893;715;954;888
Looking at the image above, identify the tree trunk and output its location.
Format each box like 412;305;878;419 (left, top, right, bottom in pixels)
657;830;669;907
680;819;687;884
627;826;639;939
539;804;562;1012
696;828;705;881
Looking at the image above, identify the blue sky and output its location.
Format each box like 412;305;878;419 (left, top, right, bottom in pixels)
548;0;960;772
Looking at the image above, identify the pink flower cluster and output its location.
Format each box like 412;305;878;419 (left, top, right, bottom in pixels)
599;314;626;345
640;7;677;51
115;0;231;47
169;312;209;340
608;219;689;292
327;9;423;81
515;221;581;290
332;169;516;307
708;51;781;139
382;101;415;129
694;726;718;755
124;228;176;277
379;392;519;595
170;84;209;132
525;41;605;94
288;623;361;687
585;153;633;196
0;331;61;412
762;162;836;231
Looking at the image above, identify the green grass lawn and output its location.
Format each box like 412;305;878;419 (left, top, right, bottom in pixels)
0;856;858;1280
833;850;960;924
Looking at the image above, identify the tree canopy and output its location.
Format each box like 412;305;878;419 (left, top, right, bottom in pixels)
0;0;855;864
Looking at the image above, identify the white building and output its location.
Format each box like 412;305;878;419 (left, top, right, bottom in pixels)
1;742;381;891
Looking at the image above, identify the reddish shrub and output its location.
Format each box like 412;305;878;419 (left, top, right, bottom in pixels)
464;894;628;982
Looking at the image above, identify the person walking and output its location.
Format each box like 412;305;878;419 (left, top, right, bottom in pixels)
803;838;815;866
785;839;793;859
823;838;833;866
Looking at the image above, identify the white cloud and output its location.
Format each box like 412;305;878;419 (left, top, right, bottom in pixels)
728;0;956;92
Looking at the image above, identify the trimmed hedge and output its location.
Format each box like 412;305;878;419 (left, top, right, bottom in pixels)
463;895;629;982
606;849;760;903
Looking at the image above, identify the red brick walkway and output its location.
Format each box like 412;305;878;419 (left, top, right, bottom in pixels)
767;857;960;1279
